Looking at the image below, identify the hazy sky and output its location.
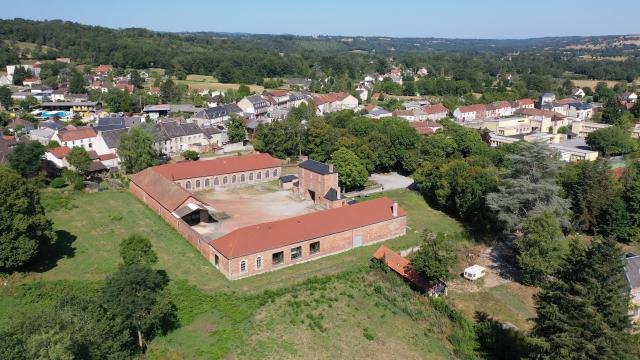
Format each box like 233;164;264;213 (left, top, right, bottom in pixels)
3;0;639;39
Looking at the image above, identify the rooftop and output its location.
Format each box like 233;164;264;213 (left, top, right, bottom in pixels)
299;159;335;175
151;153;282;181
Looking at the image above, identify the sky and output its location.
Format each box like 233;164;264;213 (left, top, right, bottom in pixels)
3;0;640;39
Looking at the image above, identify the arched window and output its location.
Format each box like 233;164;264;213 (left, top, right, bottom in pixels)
205;178;210;188
240;260;247;273
265;170;270;179
185;181;192;190
257;172;262;180
273;169;278;177
214;177;219;186
249;172;254;181
195;180;201;189
256;257;263;269
223;176;228;185
232;175;237;184
241;174;245;182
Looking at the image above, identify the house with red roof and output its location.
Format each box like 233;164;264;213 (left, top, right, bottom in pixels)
45;146;72;168
453;104;487;122
422;103;449;121
95;65;113;75
51;127;97;150
311;92;359;115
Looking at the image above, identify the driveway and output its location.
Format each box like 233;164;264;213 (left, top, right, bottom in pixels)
369;172;414;191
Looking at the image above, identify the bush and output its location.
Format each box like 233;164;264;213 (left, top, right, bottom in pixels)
49;177;67;189
181;150;199;161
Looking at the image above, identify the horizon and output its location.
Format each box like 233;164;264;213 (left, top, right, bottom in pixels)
3;0;640;39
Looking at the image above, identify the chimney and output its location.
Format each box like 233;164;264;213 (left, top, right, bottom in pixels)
329;163;334;173
392;201;398;218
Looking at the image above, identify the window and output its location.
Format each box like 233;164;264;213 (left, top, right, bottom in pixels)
241;174;245;182
265;170;270;179
195;180;201;189
232;175;237;184
223;176;228;185
214;254;219;267
256;256;263;269
273;169;278;177
240;260;247;273
291;246;302;260
257;172;262;180
310;241;320;255
272;251;284;266
214;177;219;186
249;172;254;181
185;181;192;190
205;178;210;188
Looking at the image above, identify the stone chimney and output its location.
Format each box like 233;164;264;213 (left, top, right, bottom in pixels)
392;201;398;218
329;163;334;173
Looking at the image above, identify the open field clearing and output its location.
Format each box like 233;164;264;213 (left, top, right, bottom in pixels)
176;74;265;93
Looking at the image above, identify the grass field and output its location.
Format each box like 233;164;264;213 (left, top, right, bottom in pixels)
176;74;265;93
571;79;618;89
1;186;535;358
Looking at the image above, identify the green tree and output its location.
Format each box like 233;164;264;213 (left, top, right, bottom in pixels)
130;69;143;89
486;142;570;233
0;166;54;270
160;79;178;103
0;85;13;109
102;265;177;352
331;147;368;191
12;67;32;85
181;150;199;161
7;141;46;178
66;146;92;175
515;211;564;286
226;114;246;143
586;126;637;156
532;238;635;359
600;96;628;126
69;71;87;94
119;234;158;267
118;127;157;174
46;140;60;149
411;230;456;283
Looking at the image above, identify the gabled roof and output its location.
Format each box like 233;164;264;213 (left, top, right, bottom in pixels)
151;153;282;181
199;106;228;119
57;127;97;141
423;103;448;114
373;245;429;290
456;104;486;113
299;159;335;175
324;188;343;201
210;197;405;258
99;128;128;149
246;95;268;106
48;146;71;159
224;103;243;114
130;167;194;211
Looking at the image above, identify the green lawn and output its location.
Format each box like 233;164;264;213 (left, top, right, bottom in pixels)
0;187;500;358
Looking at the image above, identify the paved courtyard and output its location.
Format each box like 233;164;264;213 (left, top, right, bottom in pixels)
199;184;319;238
369;172;414;191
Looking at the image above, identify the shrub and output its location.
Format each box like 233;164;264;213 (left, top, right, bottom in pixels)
49;177;67;189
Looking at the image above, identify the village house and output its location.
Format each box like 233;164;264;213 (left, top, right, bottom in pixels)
45;146;72;168
513;98;535;110
410;120;443;135
6;118;35;134
568;102;593;120
29;127;55;145
422;103;449;121
155;119;205;155
94;64;113;76
190;106;229;127
571;121;610;137
237;95;270;117
540;92;556;106
367;106;393;119
453;104;487;122
311;92;359;115
286;78;312;90
93;128;128;164
51;126;98;150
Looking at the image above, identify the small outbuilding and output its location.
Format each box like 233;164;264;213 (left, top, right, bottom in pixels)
279;174;298;190
463;265;486;281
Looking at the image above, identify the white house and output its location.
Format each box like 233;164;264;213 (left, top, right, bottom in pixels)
453;104;486;122
51;127;98;150
568;103;594;121
311;92;359;115
45;146;71;168
237;95;270;117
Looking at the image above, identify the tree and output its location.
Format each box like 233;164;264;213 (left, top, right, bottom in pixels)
69;71;86;94
411;230;456;283
0;85;13;109
102;265;177;352
66;147;92;176
118;127;157;174
226;114;246;143
586;126;637;156
130;69;143;89
181;150;199;161
7;141;46;178
558;159;619;232
160;79;178;103
331;147;368;191
0;166;54;270
486;142;571;233
532;238;635;359
12;66;32;85
515;211;564;285
119;234;158;267
46;140;60;149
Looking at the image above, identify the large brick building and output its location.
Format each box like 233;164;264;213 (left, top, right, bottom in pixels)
296;159;345;209
129;153;408;280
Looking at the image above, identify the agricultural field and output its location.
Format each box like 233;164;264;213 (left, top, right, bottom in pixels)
1;187;535;358
176;74;265;93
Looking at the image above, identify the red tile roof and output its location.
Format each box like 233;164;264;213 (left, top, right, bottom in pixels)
312;92;350;106
393;109;415;117
130;167;200;211
457;104;486;113
372;245;429;290
57;127;97;142
266;90;288;97
516;98;535;106
48;146;71;159
554;98;581;106
95;65;113;73
210;197;405;258
410;121;442;135
99;153;118;161
423;103;448;114
151;153;282;181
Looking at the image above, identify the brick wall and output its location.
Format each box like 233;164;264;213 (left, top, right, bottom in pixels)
297;168;340;208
